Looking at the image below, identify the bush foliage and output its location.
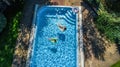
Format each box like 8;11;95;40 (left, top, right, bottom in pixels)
0;13;7;32
96;1;120;42
85;0;120;42
0;12;21;67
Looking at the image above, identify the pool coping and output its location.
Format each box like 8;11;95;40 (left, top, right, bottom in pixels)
78;6;84;67
26;4;39;67
26;5;84;67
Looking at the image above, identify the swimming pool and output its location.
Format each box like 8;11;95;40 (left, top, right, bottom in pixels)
29;5;80;67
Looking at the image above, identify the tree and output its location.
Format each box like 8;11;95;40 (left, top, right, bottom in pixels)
0;13;7;32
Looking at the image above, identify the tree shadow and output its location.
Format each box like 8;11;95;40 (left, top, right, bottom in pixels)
81;1;98;17
12;0;52;67
115;38;120;54
81;1;106;61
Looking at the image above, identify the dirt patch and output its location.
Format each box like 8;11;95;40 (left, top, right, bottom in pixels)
50;0;64;5
50;0;80;6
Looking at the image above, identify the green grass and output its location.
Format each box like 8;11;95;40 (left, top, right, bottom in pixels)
111;60;120;67
0;12;21;67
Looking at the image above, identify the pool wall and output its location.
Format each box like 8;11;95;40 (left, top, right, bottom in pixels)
26;4;39;67
26;5;83;67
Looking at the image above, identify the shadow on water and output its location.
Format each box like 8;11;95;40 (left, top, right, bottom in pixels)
49;47;57;53
82;1;106;61
57;33;65;41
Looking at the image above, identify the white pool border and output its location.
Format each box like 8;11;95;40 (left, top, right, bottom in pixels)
78;6;84;67
26;4;39;67
26;5;84;67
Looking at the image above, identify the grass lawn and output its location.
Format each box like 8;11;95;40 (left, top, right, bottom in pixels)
111;60;120;67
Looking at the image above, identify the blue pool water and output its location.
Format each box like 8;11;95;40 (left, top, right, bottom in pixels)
30;6;78;67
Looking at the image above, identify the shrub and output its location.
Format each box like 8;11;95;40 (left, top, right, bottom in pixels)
0;13;7;32
105;0;120;13
0;12;21;67
95;2;120;42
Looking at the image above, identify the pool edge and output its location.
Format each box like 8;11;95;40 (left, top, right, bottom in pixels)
26;5;84;67
26;4;39;67
78;6;84;67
